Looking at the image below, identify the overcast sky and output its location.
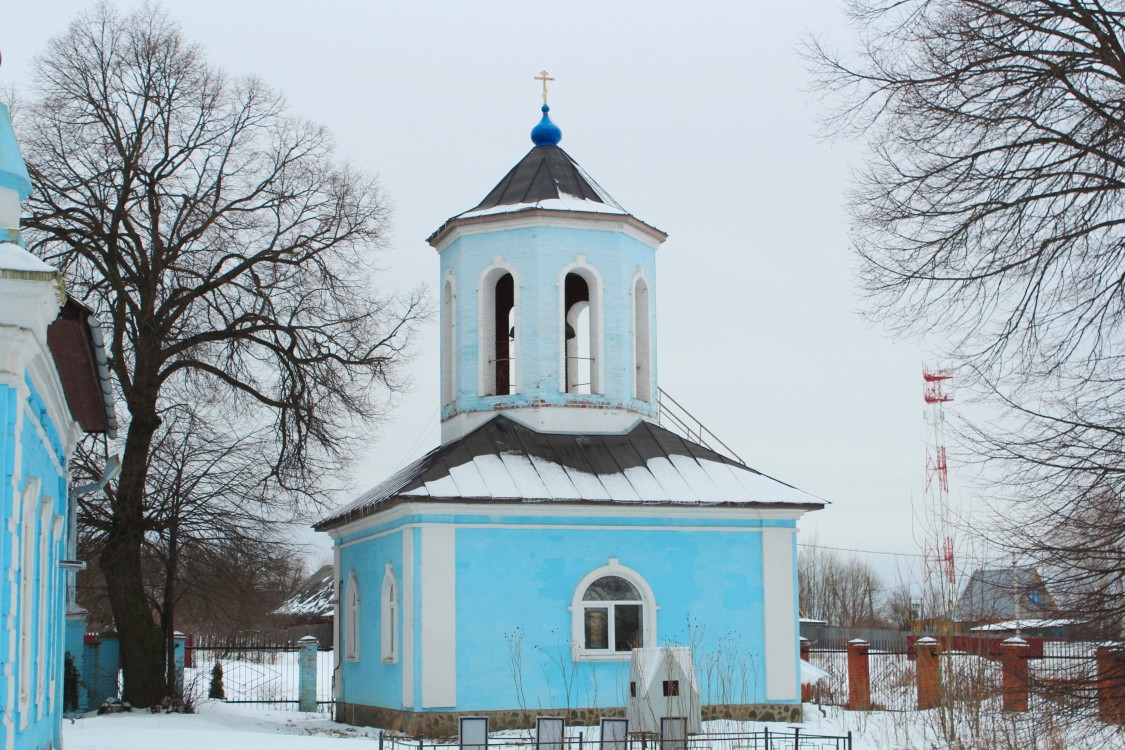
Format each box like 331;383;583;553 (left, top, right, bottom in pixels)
3;1;984;586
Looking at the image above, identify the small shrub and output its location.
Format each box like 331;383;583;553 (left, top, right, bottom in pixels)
209;660;225;700
64;651;81;712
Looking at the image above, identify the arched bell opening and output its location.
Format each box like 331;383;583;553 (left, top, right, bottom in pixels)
564;272;592;394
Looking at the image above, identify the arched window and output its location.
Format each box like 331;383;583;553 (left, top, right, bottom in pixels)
561;263;602;394
441;279;455;405
479;267;517;396
571;560;656;661
381;566;398;663
633;276;652;402
17;479;40;717
344;572;360;662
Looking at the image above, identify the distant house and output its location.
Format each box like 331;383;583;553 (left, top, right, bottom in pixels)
954;567;1061;633
273;564;335;625
271;565;335;647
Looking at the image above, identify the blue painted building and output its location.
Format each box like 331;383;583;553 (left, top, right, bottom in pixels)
0;99;116;749
317;102;825;734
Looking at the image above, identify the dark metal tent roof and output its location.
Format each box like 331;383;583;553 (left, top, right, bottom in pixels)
467;145;625;214
316;415;825;532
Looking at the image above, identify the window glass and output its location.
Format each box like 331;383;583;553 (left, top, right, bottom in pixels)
615;604;642;651
585;607;609;649
582;576;641;601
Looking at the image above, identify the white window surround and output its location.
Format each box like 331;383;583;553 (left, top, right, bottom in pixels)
344;572;360;662
558;259;604;395
570;558;657;662
477;260;520;397
381;564;398;663
18;478;40;722
35;498;52;716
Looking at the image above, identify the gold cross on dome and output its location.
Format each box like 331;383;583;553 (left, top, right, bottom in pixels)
534;70;555;105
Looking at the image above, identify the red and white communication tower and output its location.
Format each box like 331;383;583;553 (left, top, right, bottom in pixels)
923;365;957;616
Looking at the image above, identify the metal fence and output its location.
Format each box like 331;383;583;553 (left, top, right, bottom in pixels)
805;640;1103;713
381;730;853;750
186;643;334;711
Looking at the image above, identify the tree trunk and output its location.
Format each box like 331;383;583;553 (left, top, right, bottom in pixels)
99;406;166;707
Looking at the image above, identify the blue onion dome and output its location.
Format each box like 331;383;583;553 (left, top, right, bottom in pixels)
531;104;562;146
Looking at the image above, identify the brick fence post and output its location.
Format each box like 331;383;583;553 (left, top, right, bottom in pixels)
915;637;941;710
846;639;870;711
800;638;812;702
298;635;319;712
1000;637;1029;712
1096;644;1125;724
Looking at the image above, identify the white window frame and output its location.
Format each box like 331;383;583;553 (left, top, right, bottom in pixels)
381;564;399;663
344;572;360;662
570;558;657;662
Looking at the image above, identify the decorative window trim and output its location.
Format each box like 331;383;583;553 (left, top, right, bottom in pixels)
558;258;604;395
570;558;657;662
477;260;520;397
381;564;399;663
17;478;41;723
34;498;52;717
344;572;360;662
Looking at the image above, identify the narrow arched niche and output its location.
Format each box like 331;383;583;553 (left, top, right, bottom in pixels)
633;276;652;402
441;279;455;405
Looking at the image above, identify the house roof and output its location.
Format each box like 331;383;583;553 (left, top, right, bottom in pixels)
316;414;826;531
272;565;334;620
953;566;1057;622
426;107;665;247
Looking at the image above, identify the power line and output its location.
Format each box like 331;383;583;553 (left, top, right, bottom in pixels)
797;542;924;558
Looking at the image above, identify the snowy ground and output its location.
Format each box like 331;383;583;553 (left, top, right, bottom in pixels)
62;699;1125;750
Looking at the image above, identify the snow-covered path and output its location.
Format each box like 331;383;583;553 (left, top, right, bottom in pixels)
62;703;378;750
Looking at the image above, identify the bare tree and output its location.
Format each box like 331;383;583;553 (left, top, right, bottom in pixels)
799;543;887;627
21;4;423;705
808;0;1125;714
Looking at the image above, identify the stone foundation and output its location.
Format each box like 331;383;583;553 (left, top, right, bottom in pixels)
334;703;802;736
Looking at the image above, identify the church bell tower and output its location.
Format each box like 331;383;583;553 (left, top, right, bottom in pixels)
428;94;667;443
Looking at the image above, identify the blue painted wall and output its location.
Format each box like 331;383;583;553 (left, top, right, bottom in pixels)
337;529;405;708
440;224;659;422
0;377;71;750
335;511;797;714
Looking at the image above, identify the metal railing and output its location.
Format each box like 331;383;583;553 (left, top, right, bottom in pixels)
381;730;852;750
657;389;746;465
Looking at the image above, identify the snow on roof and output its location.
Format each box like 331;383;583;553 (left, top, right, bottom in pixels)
0;243;55;274
970;618;1074;632
272;565;334;620
316;415;826;531
457;196;628;219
